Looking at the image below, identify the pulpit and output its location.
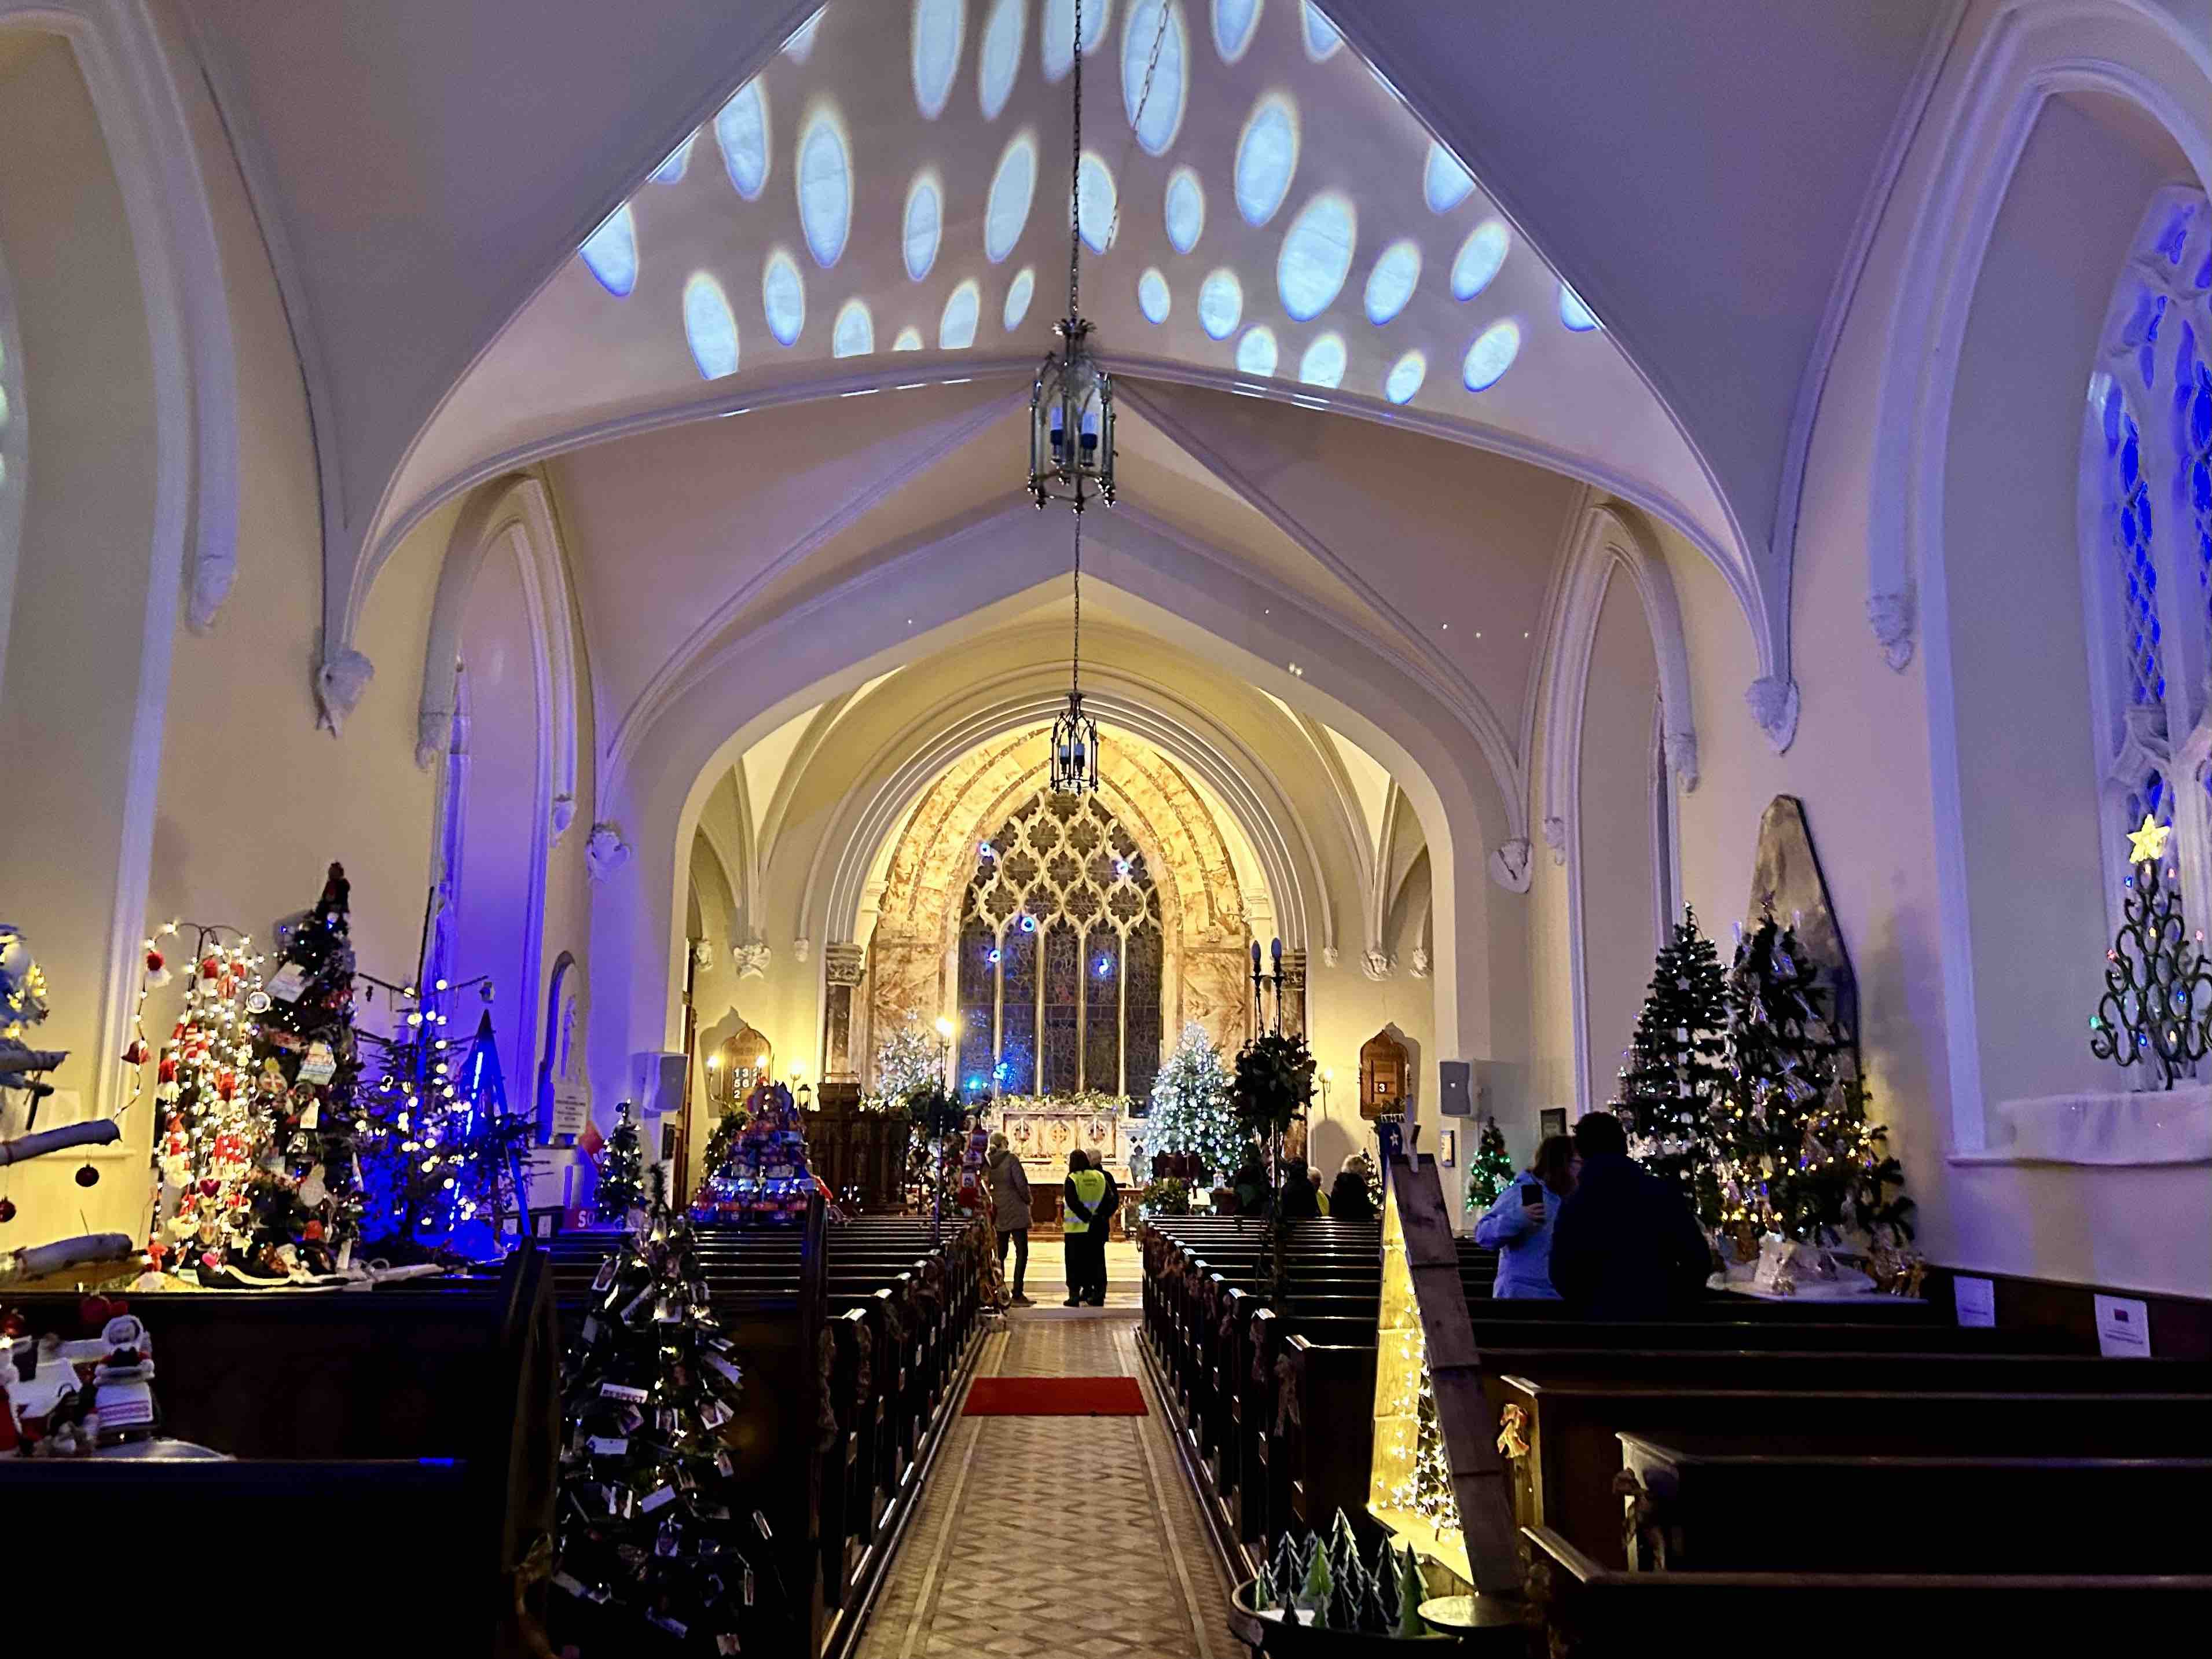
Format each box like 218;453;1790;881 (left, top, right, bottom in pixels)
805;1082;911;1213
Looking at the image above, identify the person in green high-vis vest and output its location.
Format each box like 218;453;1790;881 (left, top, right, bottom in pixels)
1062;1150;1117;1306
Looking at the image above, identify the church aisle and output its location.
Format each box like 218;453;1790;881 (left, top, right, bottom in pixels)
853;1261;1231;1659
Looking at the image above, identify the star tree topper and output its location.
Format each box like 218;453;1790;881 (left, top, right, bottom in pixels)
2127;814;2172;866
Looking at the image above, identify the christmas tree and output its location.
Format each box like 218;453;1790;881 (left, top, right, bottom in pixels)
870;1012;948;1106
549;1184;765;1649
360;996;533;1257
1718;910;1911;1246
1617;905;1729;1222
144;930;266;1279
242;865;364;1276
1146;1021;1245;1180
2089;814;2212;1088
596;1100;645;1222
1464;1117;1514;1209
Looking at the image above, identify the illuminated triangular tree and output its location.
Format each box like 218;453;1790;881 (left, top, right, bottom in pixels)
2089;813;2212;1089
1146;1021;1245;1180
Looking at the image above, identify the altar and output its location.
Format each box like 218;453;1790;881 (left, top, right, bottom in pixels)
991;1095;1146;1235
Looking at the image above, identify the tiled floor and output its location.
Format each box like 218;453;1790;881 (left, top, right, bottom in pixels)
854;1243;1233;1659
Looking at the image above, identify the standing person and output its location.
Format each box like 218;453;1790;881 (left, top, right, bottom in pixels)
1472;1133;1579;1298
1089;1159;1121;1306
1278;1157;1320;1219
1231;1149;1270;1217
986;1132;1034;1306
1328;1158;1377;1224
1062;1150;1109;1306
1547;1111;1714;1317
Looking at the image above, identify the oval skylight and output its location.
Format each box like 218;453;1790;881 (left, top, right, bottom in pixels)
1559;283;1600;332
579;203;638;296
1074;151;1118;253
1122;2;1188;156
1384;348;1426;403
834;299;876;358
1164;166;1204;253
1301;2;1342;60
1363;238;1420;324
1462;318;1521;391
650;133;696;184
1422;142;1474;213
894;325;925;351
1234;94;1298;226
1004;266;1036;329
1139;267;1171;322
980;0;1025;119
941;278;982;348
783;9;824;61
1236;325;1279;376
1298;331;1346;388
683;273;739;378
1212;0;1261;61
986;131;1037;262
912;0;966;119
905;172;944;280
1198;267;1242;338
1276;191;1356;321
1451;219;1510;300
797;108;853;268
1043;0;1114;80
763;248;806;344
714;79;769;201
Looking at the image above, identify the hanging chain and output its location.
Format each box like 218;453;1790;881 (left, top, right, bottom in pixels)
1107;1;1173;250
1072;511;1084;697
1068;0;1085;321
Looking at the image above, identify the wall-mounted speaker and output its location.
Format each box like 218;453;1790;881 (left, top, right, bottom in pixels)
1439;1059;1473;1116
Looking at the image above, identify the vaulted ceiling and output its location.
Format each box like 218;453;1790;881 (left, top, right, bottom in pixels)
176;0;1968;684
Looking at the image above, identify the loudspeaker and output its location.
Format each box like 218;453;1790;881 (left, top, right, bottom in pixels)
1439;1060;1473;1116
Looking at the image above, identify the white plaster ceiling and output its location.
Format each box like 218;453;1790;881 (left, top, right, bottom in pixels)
173;0;1965;679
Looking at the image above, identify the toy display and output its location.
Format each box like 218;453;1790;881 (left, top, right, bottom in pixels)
691;1080;814;1226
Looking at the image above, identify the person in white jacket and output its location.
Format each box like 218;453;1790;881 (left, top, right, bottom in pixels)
1471;1134;1579;1298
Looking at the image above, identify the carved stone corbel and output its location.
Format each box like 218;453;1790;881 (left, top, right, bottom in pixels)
314;648;375;736
1541;817;1568;868
1746;676;1800;754
1488;837;1533;892
1867;582;1916;672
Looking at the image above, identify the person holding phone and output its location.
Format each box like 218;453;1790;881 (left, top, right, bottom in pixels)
1472;1133;1580;1298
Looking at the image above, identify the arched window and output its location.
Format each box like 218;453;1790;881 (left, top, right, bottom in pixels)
2086;189;2212;924
956;792;1164;1101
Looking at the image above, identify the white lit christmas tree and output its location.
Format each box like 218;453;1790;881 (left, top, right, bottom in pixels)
1146;1021;1245;1181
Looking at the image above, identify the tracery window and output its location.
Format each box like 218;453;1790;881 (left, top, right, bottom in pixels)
2086;189;2212;926
956;792;1164;1102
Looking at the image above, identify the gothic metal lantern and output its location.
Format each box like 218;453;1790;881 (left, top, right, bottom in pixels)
1050;689;1100;795
1029;318;1116;511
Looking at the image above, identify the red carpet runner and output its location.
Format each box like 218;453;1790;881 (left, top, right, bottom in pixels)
962;1375;1148;1416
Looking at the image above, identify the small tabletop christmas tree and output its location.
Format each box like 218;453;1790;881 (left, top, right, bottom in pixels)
1148;1021;1245;1183
1617;904;1728;1221
1464;1117;1514;1210
145;931;266;1279
550;1184;761;1649
596;1101;645;1223
2089;814;2212;1089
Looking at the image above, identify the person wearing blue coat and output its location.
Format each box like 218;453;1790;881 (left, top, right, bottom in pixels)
1471;1133;1579;1298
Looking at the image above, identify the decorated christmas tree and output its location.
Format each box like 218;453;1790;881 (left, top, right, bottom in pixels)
596;1100;645;1222
1464;1117;1514;1210
143;930;267;1279
1617;905;1729;1221
1146;1021;1245;1180
242;865;365;1277
869;1012;949;1107
549;1181;765;1649
360;995;532;1256
2089;814;2212;1088
1718;909;1911;1247
691;1081;813;1225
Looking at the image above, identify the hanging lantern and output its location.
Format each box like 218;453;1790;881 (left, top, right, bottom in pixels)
1050;689;1100;795
1029;318;1115;511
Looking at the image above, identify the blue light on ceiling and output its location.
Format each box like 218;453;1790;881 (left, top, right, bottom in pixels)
683;272;740;378
1462;318;1521;391
1422;142;1474;213
1301;1;1342;60
986;131;1037;262
1451;219;1510;301
1364;238;1420;325
763;248;806;345
649;133;696;185
1004;266;1037;329
912;0;967;119
905;172;944;280
940;278;982;348
980;0;1026;119
1122;1;1188;156
895;325;925;350
1237;324;1278;376
833;298;875;358
783;9;824;61
1299;331;1347;388
714;79;769;201
1212;0;1261;62
1559;283;1600;332
1277;191;1356;321
579;203;638;296
797;108;853;268
1198;267;1242;338
1075;152;1118;253
1234;94;1298;226
1139;267;1171;323
1164;166;1204;253
1384;348;1426;403
1043;0;1111;82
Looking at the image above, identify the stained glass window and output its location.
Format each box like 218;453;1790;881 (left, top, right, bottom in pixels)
2106;382;2162;707
956;790;1164;1099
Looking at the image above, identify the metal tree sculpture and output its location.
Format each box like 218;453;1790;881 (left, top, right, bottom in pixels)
2090;816;2212;1089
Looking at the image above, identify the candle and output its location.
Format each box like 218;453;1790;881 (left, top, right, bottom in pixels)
1271;937;1283;964
1251;941;1261;970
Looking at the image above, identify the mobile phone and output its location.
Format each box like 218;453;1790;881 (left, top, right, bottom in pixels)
1520;1181;1545;1207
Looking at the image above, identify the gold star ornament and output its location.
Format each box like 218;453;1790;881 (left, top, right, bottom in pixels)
2127;814;2172;865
